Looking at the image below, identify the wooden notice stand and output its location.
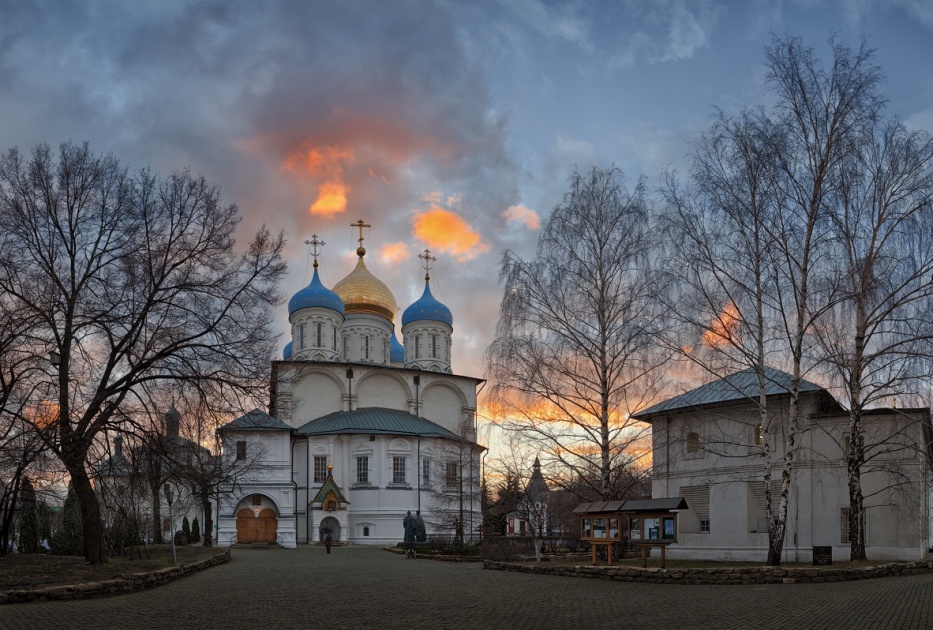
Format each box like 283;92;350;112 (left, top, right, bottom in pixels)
573;498;688;567
634;541;673;568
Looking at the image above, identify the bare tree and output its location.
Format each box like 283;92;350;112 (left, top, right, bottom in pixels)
813;115;933;559
486;167;667;502
0;142;286;564
662;34;888;565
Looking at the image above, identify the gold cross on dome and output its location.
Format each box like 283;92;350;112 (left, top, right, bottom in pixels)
304;234;325;268
418;249;436;280
352;219;371;248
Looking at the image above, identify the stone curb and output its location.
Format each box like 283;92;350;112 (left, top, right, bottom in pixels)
382;546;483;562
0;549;231;605
483;559;933;585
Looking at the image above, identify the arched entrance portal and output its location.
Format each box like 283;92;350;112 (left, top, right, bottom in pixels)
319;516;340;542
235;495;279;543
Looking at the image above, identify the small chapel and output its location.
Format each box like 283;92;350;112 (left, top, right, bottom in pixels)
216;222;485;547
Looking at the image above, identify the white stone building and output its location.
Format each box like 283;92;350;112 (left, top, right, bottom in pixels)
634;367;933;562
216;234;484;547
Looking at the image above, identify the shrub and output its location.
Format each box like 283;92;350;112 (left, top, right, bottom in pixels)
174;529;187;546
182;516;191;543
191;517;200;543
51;482;83;556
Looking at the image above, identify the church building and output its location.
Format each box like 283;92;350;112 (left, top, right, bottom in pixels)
216;223;484;547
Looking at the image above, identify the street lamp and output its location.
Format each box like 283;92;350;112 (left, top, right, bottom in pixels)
164;483;176;565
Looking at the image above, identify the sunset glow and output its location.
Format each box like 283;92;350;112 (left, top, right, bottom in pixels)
379;241;411;264
413;206;489;262
503;204;540;230
702;303;740;347
310;181;350;217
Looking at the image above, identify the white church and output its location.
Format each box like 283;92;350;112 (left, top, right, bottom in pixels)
215;223;484;547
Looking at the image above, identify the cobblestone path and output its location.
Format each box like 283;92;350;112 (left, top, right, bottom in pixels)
3;546;933;629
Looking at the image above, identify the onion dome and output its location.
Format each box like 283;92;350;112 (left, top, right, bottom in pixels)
283;341;293;359
390;330;405;363
333;257;397;322
402;279;452;327
288;267;345;316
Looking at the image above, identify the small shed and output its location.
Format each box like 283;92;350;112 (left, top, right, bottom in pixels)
573;497;688;566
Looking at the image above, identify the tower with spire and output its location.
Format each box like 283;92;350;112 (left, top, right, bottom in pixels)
286;234;345;362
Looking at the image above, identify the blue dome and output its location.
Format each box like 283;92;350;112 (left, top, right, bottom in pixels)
283;341;293;359
401;280;453;327
288;268;345;316
390;330;405;363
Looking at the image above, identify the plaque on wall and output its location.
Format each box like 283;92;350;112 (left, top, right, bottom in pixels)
812;546;832;566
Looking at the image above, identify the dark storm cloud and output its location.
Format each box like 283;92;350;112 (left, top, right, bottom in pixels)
0;0;528;376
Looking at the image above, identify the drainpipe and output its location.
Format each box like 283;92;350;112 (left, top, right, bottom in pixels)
291;433;298;547
346;368;354;411
665;417;671;497
417;437;421;513
306;436;311;545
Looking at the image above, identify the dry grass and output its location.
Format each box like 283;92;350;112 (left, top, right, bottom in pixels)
520;554;883;569
0;545;223;591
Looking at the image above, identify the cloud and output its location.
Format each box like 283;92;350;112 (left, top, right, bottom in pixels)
413;206;490;262
503;204;540;230
379;242;411;265
657;0;721;62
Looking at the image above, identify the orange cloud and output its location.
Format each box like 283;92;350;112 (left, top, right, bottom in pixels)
413;206;489;262
503;204;540;230
702;302;740;347
282;144;355;217
310;181;350;217
380;242;411;265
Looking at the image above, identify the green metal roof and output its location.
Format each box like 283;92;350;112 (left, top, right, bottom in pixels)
219;408;293;432
296;407;462;440
632;367;831;420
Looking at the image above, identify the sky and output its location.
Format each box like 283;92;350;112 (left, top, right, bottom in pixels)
2;0;933;414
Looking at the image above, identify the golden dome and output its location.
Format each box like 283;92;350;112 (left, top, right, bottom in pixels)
333;257;397;322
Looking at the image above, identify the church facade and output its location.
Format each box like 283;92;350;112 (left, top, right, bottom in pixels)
216;228;484;548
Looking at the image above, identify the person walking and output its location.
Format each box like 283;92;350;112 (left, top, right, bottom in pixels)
325;532;333;554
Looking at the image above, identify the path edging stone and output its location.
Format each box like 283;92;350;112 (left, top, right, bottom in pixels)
482;559;933;585
0;549;231;605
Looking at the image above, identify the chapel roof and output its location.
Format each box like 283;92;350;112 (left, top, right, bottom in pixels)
295;407;462;440
219;408;293;432
632;366;831;420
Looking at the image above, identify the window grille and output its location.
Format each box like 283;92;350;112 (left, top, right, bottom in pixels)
236;441;246;461
314;456;328;483
392;456;406;484
356;456;369;484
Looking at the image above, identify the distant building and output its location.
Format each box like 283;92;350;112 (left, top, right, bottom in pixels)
506;456;550;537
634;367;933;562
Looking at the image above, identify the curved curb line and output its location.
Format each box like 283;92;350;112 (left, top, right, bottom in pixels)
483;558;933;585
0;549;231;605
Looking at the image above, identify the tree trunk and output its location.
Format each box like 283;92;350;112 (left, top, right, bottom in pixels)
67;463;108;565
151;485;163;544
201;492;213;547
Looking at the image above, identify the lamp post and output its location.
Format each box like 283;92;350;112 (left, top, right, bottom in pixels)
164;483;176;565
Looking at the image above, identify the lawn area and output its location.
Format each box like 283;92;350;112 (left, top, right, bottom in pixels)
519;554;880;570
0;545;224;591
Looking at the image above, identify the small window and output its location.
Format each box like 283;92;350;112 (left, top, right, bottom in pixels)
686;432;700;454
333;326;338;351
445;461;459;487
415;335;420;359
365;335;370;360
299;324;306;350
700;519;710;533
841;507;869;545
843;434;865;463
316;322;322;348
314;456;328;484
236;440;247;460
343;336;348;360
356;456;369;484
392;456;406;484
754;425;763;446
431;334;437;358
251;494;262;506
422;459;431;486
363;526;370;537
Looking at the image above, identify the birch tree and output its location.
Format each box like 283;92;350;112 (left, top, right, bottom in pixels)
486;167;667;501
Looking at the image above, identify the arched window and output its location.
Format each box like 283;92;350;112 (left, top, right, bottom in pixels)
686;432;700;453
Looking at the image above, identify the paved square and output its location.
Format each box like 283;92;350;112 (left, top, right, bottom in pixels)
3;547;932;629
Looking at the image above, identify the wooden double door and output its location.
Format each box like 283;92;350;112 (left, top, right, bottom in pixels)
236;508;278;543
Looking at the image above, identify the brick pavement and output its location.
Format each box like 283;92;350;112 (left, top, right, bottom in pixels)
2;546;932;629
